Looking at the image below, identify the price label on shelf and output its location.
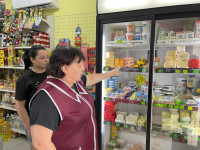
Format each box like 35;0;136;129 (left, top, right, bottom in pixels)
163;104;167;108
130;126;135;130
173;134;178;138
105;97;109;101
142;69;147;72
105;68;109;71
106;122;111;125
124;124;128;128
183;70;188;74
165;132;169;136
168;105;173;108
196;137;200;141
194;69;199;74
116;123;120;127
159;104;163;107
188;107;193;111
175;102;180;105
174;105;179;109
180;106;184;109
141;102;145;105
184;136;188;140
158;69;163;73
153;131;158;134
154;103;158;107
175;70;180;73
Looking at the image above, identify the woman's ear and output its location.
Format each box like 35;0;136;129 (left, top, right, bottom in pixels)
61;65;68;74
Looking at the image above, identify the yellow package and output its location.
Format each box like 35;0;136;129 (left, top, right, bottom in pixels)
0;58;4;66
166;50;177;56
115;58;124;67
106;52;114;57
0;50;4;58
8;57;13;66
8;46;15;57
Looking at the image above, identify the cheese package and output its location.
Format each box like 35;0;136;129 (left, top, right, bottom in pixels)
166;50;177;56
162;124;172;131
106;52;114;57
194;127;200;136
176;60;188;68
180;110;190;122
171;112;179;123
126;113;139;126
164;56;176;68
173;123;182;133
115;58;124;67
162;117;171;124
177;52;189;60
137;115;146;127
115;114;125;123
162;111;171;117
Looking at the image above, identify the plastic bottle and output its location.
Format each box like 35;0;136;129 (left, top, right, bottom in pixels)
1;121;11;141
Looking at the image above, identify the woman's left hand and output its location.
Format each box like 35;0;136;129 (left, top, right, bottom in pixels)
110;66;121;76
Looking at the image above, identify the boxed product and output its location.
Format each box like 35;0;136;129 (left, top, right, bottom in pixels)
104;102;118;115
164;50;177;68
115;58;124;67
104;113;116;123
8;46;15;57
0;58;4;66
137;115;146;127
0;50;4;58
8;57;13;66
126;112;139;126
180;110;190;122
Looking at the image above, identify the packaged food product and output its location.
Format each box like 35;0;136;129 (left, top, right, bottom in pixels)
176;31;185;39
8;46;15;57
134;22;142;34
115;58;124;67
185;31;194;38
126;23;134;33
104;102;118;115
142;21;150;33
189;59;200;68
187;75;195;89
168;31;176;39
137;115;146;127
126;33;134;40
180;110;190;122
116;138;125;148
106;140;116;149
176;78;187;92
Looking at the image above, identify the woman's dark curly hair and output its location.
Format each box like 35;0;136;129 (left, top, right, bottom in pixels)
47;46;86;78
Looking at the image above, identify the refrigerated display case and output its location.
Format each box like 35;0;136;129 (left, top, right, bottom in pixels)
96;2;200;150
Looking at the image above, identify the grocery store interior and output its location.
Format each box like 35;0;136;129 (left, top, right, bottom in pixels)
0;0;200;150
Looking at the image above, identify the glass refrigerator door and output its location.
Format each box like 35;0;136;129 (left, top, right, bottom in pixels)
151;17;200;150
101;20;151;150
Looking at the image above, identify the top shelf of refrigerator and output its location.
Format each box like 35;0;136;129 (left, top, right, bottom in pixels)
104;18;200;49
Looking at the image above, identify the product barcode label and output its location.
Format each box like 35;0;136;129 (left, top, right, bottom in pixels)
180;106;184;109
175;70;180;73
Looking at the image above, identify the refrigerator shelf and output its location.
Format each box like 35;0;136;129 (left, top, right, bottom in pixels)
153;102;199;111
156;38;200;46
155;68;200;74
104;67;148;73
104;97;199;111
104;97;146;105
106;41;149;48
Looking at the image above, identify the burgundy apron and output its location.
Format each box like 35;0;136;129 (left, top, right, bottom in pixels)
30;77;98;150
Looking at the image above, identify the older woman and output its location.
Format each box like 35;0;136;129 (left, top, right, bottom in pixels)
30;46;120;150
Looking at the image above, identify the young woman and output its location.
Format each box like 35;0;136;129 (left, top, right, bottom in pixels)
15;45;49;144
30;46;120;150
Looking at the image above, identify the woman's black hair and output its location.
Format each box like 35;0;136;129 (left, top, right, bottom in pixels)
22;45;46;70
47;46;86;78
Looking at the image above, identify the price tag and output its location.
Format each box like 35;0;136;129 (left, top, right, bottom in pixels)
175;70;180;73
154;103;158;107
169;105;173;108
130;126;135;130
180;106;184;109
194;69;199;74
175;101;180;105
188;107;193;111
153;131;158;134
124;124;128;128
173;134;178;138
165;132;169;136
105;97;109;101
184;136;188;140
197;137;200;141
174;105;179;109
158;69;163;73
159;104;163;107
142;69;147;72
116;123;120;127
183;70;188;74
32;18;35;21
141;102;145;105
106;122;110;125
163;104;167;108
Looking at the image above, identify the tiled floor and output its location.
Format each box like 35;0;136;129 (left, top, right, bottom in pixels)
3;136;31;150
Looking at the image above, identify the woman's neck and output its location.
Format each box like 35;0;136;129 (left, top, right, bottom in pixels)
61;77;75;87
32;67;46;74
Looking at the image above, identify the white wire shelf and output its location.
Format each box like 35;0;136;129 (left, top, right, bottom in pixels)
0;66;24;69
11;128;26;135
0;89;15;93
0;104;16;111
